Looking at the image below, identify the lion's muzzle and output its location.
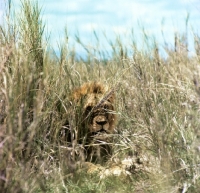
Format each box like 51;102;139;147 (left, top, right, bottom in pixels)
90;114;110;133
95;115;108;126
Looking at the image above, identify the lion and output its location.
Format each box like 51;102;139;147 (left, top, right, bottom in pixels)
68;82;117;163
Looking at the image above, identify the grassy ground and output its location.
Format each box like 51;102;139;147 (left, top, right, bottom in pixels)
1;0;200;192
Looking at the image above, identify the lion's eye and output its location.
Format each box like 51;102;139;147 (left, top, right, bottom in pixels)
103;105;109;109
86;106;93;112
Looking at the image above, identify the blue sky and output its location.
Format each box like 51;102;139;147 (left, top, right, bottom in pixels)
1;0;200;57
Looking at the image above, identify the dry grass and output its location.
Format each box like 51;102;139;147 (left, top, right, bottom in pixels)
1;0;200;192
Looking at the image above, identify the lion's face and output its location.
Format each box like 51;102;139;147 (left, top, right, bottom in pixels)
84;95;115;135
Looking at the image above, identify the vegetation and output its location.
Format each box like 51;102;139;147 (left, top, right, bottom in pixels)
1;0;200;192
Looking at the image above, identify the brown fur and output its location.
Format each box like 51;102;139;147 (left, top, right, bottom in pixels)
72;82;116;162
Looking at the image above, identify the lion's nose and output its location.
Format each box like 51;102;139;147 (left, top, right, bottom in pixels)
96;120;107;126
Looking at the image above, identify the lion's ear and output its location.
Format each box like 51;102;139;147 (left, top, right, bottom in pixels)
107;91;115;103
71;87;86;104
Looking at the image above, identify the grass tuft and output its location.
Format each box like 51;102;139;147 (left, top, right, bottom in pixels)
1;0;200;192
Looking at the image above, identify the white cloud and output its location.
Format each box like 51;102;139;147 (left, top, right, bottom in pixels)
0;0;5;24
10;0;200;56
182;0;199;3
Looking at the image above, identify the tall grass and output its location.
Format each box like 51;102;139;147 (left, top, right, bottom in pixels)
1;0;200;192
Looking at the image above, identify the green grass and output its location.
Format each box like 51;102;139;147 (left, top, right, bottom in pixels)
1;0;200;192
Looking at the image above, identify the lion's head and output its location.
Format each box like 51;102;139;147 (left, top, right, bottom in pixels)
73;82;116;137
